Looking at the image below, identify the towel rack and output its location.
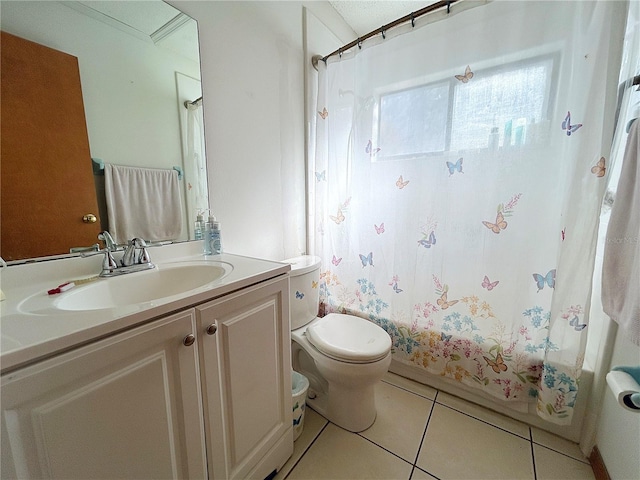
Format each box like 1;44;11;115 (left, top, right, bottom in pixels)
92;158;183;180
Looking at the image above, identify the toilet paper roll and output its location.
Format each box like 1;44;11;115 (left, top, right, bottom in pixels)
606;370;640;412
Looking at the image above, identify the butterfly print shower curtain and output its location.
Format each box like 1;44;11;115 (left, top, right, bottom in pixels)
311;1;627;424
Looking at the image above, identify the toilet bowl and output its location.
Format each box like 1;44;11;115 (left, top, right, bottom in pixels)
285;256;392;432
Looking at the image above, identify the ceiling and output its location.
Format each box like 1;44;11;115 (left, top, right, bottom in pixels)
63;1;434;61
61;1;200;62
328;1;433;37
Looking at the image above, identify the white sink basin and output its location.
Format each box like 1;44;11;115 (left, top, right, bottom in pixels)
55;262;232;310
53;262;232;311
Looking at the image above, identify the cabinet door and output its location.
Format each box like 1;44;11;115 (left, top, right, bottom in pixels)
1;310;207;480
197;276;292;480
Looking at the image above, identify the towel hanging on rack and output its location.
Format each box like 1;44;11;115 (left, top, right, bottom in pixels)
602;119;640;345
93;158;183;180
104;163;183;244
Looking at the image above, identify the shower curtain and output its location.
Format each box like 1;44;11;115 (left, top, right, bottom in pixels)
311;1;627;424
184;101;209;238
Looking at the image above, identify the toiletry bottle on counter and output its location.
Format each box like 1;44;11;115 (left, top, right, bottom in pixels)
203;215;213;255
208;216;223;254
194;213;205;241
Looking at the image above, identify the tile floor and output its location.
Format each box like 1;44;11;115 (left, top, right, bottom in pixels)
276;372;595;480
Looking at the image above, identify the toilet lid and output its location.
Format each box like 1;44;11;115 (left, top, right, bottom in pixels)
306;313;391;363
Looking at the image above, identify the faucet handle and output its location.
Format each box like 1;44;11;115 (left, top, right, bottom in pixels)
131;238;147;248
133;239;152;264
81;248;118;273
101;250;118;271
122;238;152;266
139;246;151;264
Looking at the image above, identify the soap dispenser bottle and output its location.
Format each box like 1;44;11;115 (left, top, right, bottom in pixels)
194;213;205;241
203;214;214;255
208;215;222;255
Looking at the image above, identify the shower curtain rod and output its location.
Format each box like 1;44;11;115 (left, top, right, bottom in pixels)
318;0;460;64
183;96;202;108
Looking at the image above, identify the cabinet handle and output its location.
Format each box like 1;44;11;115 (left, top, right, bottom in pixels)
183;334;196;347
206;324;217;335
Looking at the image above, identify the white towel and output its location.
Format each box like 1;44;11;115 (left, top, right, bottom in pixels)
104;164;183;244
602;120;640;345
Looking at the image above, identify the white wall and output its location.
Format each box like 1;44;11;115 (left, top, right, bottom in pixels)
169;0;353;260
596;331;640;479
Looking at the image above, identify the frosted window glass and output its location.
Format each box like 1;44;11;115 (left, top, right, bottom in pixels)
375;57;553;159
379;83;449;157
451;62;551;150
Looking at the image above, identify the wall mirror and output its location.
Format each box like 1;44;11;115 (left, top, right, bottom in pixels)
0;1;207;263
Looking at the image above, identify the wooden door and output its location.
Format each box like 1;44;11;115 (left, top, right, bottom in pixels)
0;309;207;479
1;32;100;261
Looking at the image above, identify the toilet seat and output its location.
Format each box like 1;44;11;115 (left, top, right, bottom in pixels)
306;313;391;363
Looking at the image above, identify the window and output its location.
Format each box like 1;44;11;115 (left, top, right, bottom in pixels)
379;82;449;156
376;55;556;160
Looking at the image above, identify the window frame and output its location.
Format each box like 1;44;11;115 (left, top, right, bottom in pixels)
371;53;559;162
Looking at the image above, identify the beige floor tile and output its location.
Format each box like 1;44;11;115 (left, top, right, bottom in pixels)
383;372;438;399
359;382;434;462
410;467;438;480
274;408;328;480
533;445;595;480
287;423;413;480
531;428;588;463
417;404;534;479
436;391;530;439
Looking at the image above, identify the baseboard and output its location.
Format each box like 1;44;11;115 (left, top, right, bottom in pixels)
589;446;611;480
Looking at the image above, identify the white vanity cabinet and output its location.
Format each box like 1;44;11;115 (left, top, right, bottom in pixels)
0;309;207;479
196;276;292;480
1;262;292;480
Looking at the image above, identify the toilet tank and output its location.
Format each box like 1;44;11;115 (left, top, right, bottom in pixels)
284;255;321;330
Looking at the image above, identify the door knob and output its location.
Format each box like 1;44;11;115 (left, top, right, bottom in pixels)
82;213;97;223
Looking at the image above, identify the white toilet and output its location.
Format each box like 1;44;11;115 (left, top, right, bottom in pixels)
285;255;392;432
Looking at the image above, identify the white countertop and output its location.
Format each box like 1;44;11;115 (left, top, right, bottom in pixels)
0;243;290;374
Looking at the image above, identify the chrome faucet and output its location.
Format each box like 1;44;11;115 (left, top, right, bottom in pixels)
83;237;155;277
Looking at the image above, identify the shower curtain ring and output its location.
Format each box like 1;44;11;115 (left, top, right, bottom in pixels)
447;1;451;14
358;38;362;49
339;49;342;58
381;29;386;39
411;12;415;27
